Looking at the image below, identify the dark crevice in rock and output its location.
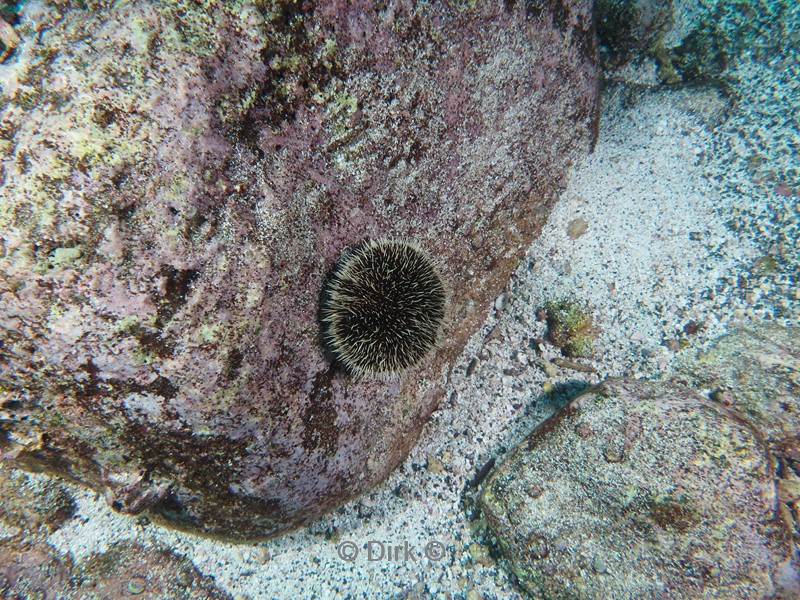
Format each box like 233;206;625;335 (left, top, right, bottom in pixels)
156;266;199;326
74;360;177;401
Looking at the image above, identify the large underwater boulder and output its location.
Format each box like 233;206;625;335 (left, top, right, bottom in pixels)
0;0;599;539
480;379;800;599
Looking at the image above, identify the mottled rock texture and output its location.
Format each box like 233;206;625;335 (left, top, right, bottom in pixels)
0;469;231;599
0;1;599;538
0;469;76;536
678;325;799;462
596;0;797;82
677;324;800;545
480;379;799;600
594;0;672;69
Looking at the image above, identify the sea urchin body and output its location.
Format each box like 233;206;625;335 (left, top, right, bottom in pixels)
319;239;446;375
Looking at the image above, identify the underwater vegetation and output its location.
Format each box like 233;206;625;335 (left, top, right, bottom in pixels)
543;298;599;358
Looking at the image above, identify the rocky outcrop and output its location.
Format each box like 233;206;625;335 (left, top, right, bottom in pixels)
595;0;796;83
480;378;799;599
677;325;800;548
0;0;599;538
0;469;231;599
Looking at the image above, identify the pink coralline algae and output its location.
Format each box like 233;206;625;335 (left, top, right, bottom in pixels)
0;0;599;539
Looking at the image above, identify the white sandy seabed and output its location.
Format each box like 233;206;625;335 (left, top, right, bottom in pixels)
44;56;798;600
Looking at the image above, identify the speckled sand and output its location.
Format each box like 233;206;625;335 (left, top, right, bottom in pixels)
40;56;799;600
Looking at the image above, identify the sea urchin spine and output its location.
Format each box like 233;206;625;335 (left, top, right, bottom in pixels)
319;238;446;376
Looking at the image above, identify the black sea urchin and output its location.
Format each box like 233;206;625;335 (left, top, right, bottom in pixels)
319;238;446;375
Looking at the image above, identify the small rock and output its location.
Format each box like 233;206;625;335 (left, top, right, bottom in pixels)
127;577;146;595
593;555;609;574
567;217;589;239
535;358;559;378
427;455;444;474
468;543;492;567
495;293;508;312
